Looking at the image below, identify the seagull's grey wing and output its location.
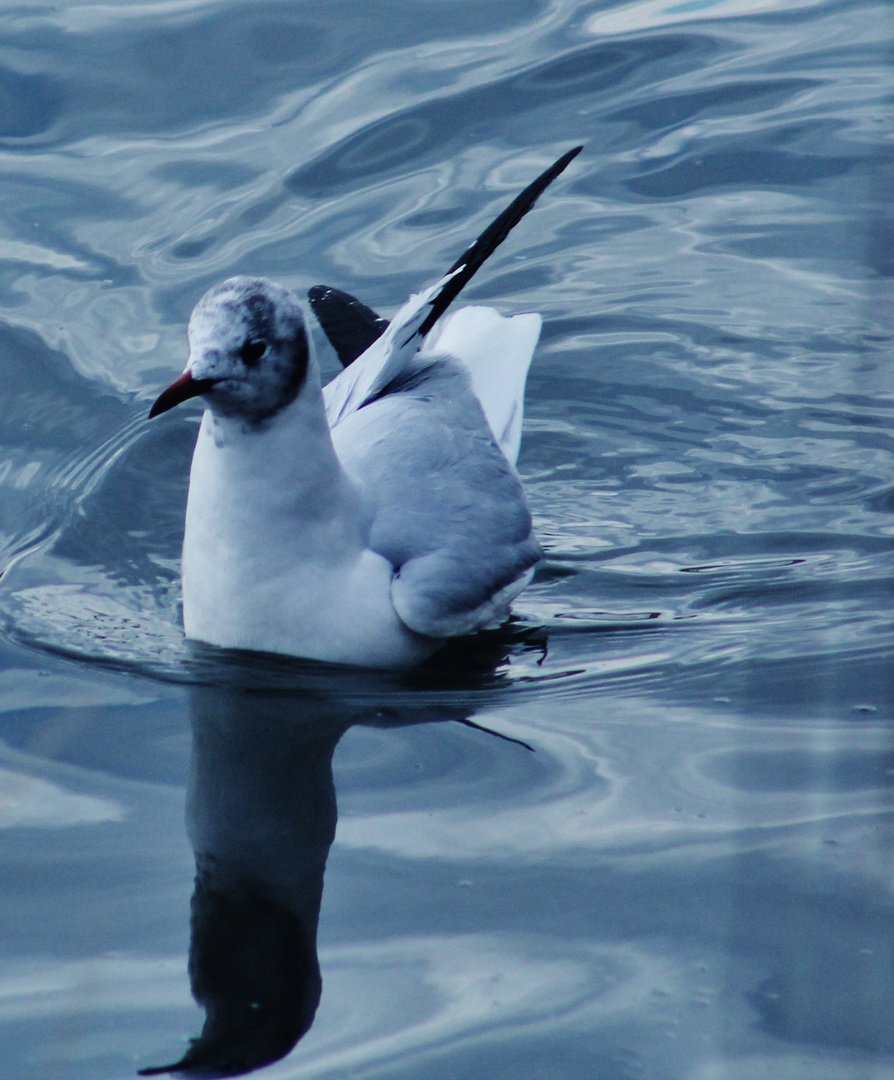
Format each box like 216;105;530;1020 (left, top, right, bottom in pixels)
330;360;541;639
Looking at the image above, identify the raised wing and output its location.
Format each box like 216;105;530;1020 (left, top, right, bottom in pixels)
415;144;582;338
320;146;582;427
323;272;458;427
322;148;582;638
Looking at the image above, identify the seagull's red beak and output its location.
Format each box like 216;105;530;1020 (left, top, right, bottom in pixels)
148;372;217;418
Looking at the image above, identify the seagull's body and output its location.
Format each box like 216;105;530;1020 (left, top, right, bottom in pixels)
150;148;581;669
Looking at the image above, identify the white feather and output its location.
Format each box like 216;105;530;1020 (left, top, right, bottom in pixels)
420;306;541;465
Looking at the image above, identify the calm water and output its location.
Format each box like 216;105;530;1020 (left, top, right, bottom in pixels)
0;0;892;1077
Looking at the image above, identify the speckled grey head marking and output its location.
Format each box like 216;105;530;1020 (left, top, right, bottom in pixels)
186;276;309;425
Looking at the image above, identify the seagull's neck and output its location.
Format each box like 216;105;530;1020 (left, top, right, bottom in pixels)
198;362;347;509
184;359;368;575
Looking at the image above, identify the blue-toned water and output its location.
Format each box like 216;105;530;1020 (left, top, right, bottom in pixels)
0;0;892;1077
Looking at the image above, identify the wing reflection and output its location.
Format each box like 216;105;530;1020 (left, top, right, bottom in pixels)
140;638;529;1077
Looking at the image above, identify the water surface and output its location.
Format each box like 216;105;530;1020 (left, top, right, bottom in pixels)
0;0;891;1077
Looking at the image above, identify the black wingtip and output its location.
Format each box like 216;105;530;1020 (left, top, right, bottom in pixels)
307;285;389;367
416;144;584;338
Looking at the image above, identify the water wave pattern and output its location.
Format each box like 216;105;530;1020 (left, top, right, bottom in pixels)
0;0;892;1077
0;0;889;702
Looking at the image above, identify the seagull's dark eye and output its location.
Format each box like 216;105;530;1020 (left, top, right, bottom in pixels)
240;339;268;367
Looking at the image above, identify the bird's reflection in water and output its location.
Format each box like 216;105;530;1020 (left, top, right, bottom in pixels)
140;633;538;1078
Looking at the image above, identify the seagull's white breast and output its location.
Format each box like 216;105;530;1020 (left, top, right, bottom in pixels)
181;393;438;668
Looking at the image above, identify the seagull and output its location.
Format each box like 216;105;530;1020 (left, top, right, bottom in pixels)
149;146;582;669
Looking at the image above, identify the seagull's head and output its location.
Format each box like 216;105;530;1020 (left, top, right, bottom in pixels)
149;277;309;423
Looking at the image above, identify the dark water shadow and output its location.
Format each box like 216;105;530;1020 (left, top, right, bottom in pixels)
138;639;531;1077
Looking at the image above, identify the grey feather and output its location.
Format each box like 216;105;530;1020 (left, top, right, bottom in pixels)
330;358;541;638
